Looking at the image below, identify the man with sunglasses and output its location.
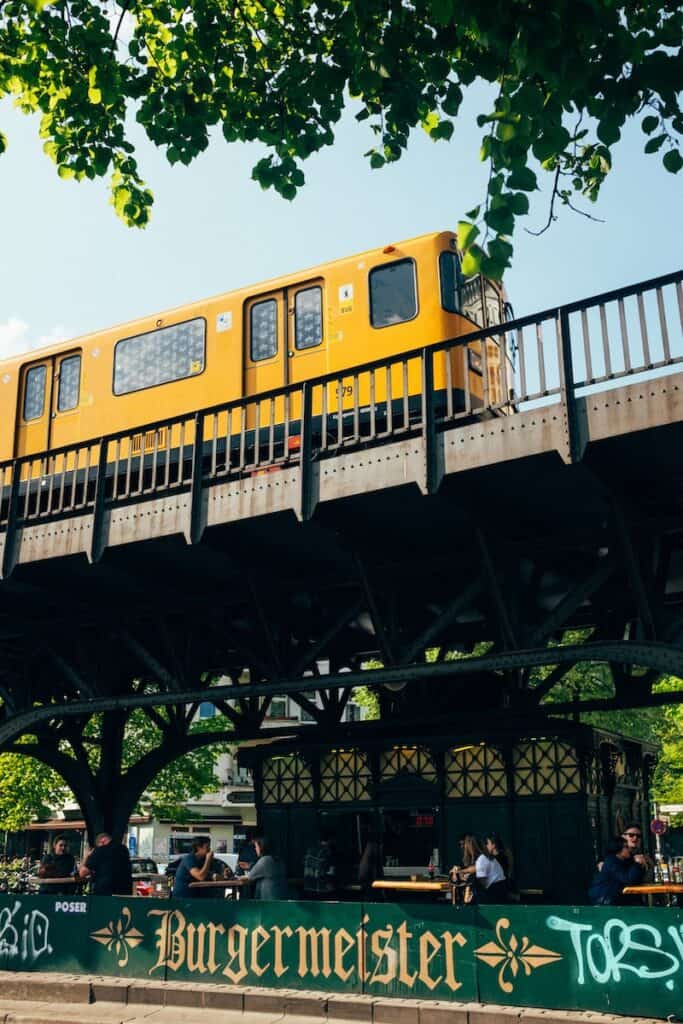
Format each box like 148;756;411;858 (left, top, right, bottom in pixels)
621;824;654;879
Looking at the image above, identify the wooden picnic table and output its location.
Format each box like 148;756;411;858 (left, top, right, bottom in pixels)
35;876;80;886
623;883;683;906
372;879;457;904
623;883;683;894
188;878;249;898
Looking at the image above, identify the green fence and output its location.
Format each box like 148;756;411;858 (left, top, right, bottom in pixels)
0;895;679;1019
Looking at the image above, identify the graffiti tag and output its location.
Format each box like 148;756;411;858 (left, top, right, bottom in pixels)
0;901;52;964
547;914;683;991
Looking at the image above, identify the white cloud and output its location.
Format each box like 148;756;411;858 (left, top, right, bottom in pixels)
0;318;69;359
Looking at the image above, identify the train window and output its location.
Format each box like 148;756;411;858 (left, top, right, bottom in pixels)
250;299;278;361
23;364;47;421
294;286;323;349
369;259;417;328
439;251;462;313
57;355;81;412
114;318;205;396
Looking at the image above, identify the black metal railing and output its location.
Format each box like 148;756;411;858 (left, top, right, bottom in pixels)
1;269;681;555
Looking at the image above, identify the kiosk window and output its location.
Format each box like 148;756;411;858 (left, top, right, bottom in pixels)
250;299;278;361
114;318;205;395
57;355;81;412
439;251;462;313
294;287;323;349
24;365;47;420
369;259;417;328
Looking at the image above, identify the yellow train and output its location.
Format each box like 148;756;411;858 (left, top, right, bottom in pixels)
0;230;510;467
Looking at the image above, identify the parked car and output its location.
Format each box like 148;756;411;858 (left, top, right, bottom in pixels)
130;856;167;897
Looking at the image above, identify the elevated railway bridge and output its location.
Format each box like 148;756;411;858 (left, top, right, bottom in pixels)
0;268;681;839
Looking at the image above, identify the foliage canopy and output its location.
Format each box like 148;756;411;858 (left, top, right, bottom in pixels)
1;1;681;276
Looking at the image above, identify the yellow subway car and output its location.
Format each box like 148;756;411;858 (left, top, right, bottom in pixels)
0;230;510;467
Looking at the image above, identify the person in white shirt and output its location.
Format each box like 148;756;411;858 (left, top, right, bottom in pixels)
475;834;509;903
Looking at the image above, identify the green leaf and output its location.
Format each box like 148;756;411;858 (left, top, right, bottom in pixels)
644;134;666;154
509;192;529;215
460;244;485;277
507;166;537;191
457;221;479;250
641;115;659;135
663;149;683;174
597;116;621;146
0;132;8;156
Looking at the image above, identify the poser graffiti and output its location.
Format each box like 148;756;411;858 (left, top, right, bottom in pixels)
0;901;52;964
547;915;683;991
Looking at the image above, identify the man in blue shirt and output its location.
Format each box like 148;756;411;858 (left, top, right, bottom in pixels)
588;837;645;905
172;837;215;898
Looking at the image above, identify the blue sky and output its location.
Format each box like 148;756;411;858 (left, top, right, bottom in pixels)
0;89;681;357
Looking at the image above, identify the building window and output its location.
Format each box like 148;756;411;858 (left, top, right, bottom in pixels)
267;697;288;719
24;365;47;420
294;286;323;349
369;259;417;328
57;355;81;412
113;318;205;396
446;744;508;798
262;754;313;804
198;702;216;719
439;251;462;314
250;299;278;361
345;703;362;722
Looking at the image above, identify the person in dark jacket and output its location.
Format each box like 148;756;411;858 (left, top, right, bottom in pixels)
79;833;133;896
38;835;77;895
588;837;645;905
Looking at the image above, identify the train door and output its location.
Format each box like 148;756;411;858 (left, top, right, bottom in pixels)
244;290;287;398
285;279;327;389
15;351;82;459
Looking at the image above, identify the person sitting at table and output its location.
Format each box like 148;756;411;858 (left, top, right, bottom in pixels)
38;835;77;895
245;836;289;900
475;834;509;903
359;832;383;897
235;834;258;876
172;836;232;899
449;834;483;881
588;837;646;905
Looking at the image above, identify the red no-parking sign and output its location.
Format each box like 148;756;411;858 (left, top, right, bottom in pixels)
650;818;667;835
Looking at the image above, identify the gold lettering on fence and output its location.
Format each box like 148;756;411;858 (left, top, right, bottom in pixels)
206;922;226;975
442;930;467;992
369;925;397;985
250;925;271;978
271;925;293;978
223;924;248;984
139;909;470;991
296;927;332;978
418;932;443;991
357;914;369;982
334;928;356;982
187;923;208;975
396;921;417;987
149;910;186;975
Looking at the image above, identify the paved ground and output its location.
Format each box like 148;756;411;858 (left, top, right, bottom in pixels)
0;973;666;1024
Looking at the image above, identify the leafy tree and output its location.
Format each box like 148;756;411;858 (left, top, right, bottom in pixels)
0;703;233;838
1;1;681;275
0;743;71;832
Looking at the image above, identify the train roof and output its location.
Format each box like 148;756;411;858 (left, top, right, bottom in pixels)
0;229;459;368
